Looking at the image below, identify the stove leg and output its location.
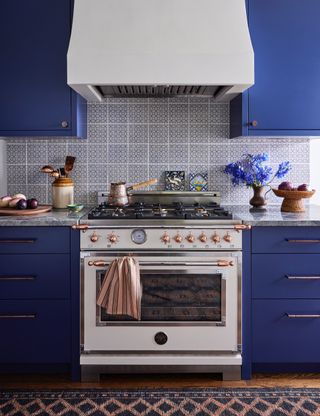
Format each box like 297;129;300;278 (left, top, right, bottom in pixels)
81;366;101;382
222;366;241;381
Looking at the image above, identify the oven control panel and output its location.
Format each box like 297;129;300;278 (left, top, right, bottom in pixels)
81;228;242;250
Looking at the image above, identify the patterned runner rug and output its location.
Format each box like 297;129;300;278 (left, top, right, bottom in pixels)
0;388;320;415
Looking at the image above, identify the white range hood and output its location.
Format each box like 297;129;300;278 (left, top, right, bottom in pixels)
67;0;254;101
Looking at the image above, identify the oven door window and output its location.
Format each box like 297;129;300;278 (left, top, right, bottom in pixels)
97;269;226;324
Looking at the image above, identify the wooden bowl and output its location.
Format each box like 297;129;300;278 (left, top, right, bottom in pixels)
272;188;316;212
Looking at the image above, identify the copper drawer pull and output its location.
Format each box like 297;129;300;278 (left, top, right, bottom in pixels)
0;239;37;244
0;275;36;281
286;275;320;280
0;314;36;319
286;314;320;318
285;239;320;243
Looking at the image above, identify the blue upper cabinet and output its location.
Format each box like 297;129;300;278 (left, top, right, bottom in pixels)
230;0;320;138
0;0;86;138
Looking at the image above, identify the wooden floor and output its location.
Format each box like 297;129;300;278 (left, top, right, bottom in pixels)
1;373;320;389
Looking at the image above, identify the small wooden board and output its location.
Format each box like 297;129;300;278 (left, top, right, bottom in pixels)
0;205;52;216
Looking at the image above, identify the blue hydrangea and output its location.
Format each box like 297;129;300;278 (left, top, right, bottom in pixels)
224;153;291;187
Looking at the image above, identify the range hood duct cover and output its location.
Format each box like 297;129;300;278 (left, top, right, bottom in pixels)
67;0;254;101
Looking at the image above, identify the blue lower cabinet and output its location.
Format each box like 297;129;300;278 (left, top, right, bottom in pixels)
0;227;70;254
252;227;320;254
0;300;71;363
252;254;320;299
0;254;70;299
252;299;320;363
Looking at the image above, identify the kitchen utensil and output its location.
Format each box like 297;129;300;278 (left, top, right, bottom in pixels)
0;205;52;216
50;171;60;178
108;179;158;206
40;165;55;174
64;156;76;176
272;188;315;212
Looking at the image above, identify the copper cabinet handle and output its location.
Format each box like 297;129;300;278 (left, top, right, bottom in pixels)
249;120;258;127
286;314;320;318
0;275;36;281
0;239;36;244
0;314;36;319
285;239;320;243
286;275;320;280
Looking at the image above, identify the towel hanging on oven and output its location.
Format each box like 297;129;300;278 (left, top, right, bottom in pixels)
97;257;142;320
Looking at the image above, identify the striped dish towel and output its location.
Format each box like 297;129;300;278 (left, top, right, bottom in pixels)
97;257;142;320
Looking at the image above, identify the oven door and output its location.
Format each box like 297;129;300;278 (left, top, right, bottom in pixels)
82;253;240;352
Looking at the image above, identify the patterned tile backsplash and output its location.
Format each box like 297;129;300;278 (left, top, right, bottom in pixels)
6;98;310;206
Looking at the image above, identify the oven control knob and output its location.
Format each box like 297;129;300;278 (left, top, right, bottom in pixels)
212;233;221;243
90;232;99;243
174;234;183;243
108;233;119;244
161;232;170;244
186;233;195;243
223;232;232;243
154;332;168;345
199;233;207;243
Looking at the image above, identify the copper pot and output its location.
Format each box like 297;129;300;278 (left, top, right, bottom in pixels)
108;179;158;206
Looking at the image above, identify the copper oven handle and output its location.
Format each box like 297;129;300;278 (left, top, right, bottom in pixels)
285;239;320;243
0;314;36;319
234;224;251;232
0;275;36;281
286;314;320;318
88;260;234;267
286;275;320;280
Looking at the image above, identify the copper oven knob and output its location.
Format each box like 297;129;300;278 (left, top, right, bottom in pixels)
90;232;99;243
108;233;118;244
186;234;195;243
212;233;221;243
199;233;207;243
223;232;232;243
174;234;183;243
161;232;170;244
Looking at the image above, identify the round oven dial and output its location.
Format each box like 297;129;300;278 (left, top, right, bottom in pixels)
174;234;183;243
131;229;147;245
90;232;99;243
199;233;207;243
212;233;221;243
107;233;119;244
186;233;195;243
223;232;232;243
161;232;170;244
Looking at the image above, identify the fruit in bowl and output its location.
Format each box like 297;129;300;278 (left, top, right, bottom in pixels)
278;181;294;191
297;183;312;192
0;194;39;210
273;184;316;212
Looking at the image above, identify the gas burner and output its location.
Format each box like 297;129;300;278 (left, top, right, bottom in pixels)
87;198;233;221
112;207;126;217
152;204;168;217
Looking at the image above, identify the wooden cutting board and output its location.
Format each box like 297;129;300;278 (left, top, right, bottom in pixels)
0;205;52;216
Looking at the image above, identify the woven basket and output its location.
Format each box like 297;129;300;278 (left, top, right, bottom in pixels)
272;188;315;212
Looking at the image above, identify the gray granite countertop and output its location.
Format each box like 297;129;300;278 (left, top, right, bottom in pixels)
1;205;320;227
0;208;89;226
226;204;320;226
